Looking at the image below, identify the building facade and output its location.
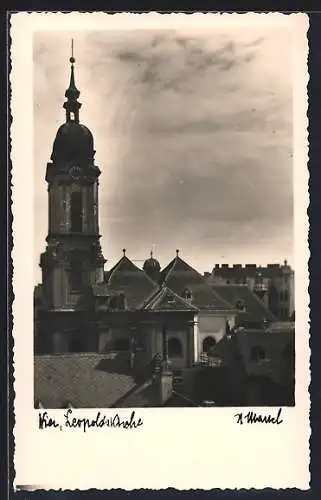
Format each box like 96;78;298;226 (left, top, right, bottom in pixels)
205;262;295;321
33;54;295;409
34;55;239;371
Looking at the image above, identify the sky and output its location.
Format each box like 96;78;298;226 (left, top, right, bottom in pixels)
33;25;293;283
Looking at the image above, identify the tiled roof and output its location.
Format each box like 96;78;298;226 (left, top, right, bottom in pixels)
140;286;199;312
34;353;138;409
233;327;294;378
212;285;276;323
161;256;235;312
93;256;158;310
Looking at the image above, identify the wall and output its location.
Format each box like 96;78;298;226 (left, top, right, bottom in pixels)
198;313;227;356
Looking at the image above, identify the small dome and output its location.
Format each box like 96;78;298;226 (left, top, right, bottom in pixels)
143;256;161;273
51;121;94;164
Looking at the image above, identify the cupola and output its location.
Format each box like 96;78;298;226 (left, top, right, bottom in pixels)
50;39;95;165
143;250;161;282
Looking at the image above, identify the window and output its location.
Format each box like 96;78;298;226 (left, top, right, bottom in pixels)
284;290;288;301
250;346;266;362
202;336;216;353
70;261;82;292
235;299;245;311
168;338;183;357
182;288;192;301
71;191;82;232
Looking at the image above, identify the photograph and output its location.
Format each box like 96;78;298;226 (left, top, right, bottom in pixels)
33;26;295;409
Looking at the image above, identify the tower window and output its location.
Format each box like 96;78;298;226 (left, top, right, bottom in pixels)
71;191;82;232
70;261;82;292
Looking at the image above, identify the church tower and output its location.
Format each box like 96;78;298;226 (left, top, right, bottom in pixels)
37;46;106;351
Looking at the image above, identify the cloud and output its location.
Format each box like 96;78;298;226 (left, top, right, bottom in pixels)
33;26;294;282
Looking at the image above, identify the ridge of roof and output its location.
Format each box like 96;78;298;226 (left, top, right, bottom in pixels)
161;256;200;283
107;255;142;280
160;256;177;282
107;255;158;287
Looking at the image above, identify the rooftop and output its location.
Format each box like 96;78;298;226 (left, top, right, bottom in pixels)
34;352;138;409
212;284;276;323
161;255;235;312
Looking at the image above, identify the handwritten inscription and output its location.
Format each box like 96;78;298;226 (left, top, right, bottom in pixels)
234;408;284;425
39;412;60;429
38;410;144;432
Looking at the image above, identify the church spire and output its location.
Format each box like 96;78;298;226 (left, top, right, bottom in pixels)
63;39;82;123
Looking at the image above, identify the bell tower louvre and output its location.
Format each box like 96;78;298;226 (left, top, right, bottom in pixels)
35;43;106;353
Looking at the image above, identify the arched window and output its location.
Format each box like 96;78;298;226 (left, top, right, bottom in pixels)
168;338;183;357
70;261;82;292
283;289;288;301
250;346;266;362
113;337;130;351
280;290;284;301
71;191;82;232
68;338;85;353
202;336;216;353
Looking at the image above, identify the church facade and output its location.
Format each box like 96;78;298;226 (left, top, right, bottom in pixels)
34;55;239;371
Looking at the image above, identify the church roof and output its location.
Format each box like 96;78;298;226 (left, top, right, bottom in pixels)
93;254;158;311
140;285;199;312
160;255;235;312
212;285;276;324
34;353;137;409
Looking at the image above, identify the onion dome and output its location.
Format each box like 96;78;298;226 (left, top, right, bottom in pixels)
143;250;161;281
50;40;95;165
51;122;94;163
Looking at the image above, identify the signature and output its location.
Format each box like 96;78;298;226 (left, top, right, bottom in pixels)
234;407;283;425
38;410;144;432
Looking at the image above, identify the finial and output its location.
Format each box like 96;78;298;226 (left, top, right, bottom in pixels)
284;259;288;266
176;249;179;257
64;39;81;123
123;248;126;256
70;38;75;64
150;249;153;258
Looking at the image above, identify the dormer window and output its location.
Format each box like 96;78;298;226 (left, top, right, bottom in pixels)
235;299;245;311
182;288;193;301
